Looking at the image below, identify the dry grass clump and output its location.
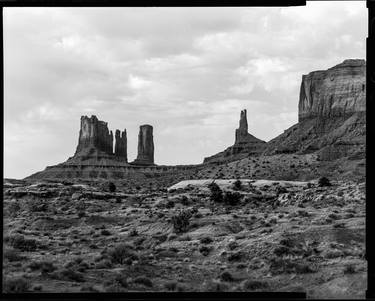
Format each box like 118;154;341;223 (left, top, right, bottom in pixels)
3;276;30;293
108;243;139;265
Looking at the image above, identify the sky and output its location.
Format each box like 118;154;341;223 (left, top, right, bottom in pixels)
4;2;367;179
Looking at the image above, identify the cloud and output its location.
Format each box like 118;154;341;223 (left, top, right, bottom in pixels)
4;2;367;178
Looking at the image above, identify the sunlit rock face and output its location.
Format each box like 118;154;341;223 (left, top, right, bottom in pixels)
298;59;365;121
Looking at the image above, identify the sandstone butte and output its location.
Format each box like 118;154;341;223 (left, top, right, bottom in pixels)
25;59;365;181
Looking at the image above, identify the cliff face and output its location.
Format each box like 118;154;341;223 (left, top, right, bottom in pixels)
75;116;114;156
115;129;127;161
131;125;155;166
298;59;365;121
265;59;366;160
204;109;266;164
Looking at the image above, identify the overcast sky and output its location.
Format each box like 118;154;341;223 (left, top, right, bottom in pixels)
4;2;367;179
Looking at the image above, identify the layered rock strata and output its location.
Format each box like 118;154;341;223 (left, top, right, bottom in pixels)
204;109;266;163
131;125;155;166
264;59;366;161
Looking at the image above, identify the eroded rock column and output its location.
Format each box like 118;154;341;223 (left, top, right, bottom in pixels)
114;129;127;162
131;125;154;165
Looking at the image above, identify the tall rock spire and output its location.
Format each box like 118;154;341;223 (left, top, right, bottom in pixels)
235;109;249;144
131;125;155;165
114;129;127;161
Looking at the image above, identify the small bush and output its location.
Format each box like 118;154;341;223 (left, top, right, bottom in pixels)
208;182;223;203
233;180;242;191
199;246;212;256
134;276;153;287
129;229;138;237
3;248;24;262
114;274;128;288
180;195;190;205
166;200;175;209
3;277;30;293
77;211;86;218
242;279;269;290
344;264;356;274
108;182;116;192
7;201;21;217
200;236;213;244
318;177;331;187
53;268;85;282
171;210;192;233
101;229;111;236
223;191;242;206
108;243;138;265
28;260;57;273
164;280;178;291
220;271;234;282
7;234;38;252
27;199;49;212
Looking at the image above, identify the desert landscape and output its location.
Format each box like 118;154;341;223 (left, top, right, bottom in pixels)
3;59;366;298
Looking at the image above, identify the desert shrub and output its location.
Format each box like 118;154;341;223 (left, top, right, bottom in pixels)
53;268;85;282
208;182;223;203
3;277;30;293
199;246;212;256
228;241;239;250
129;228;138;237
95;259;113;269
328;213;340;220
171;210;192;233
108;243;139;265
108;182;116;192
227;251;244;262
27;199;49;212
134;276;153;287
200;236;213;244
220;271;234;282
318;177;331;187
164;280;178;291
166;200;175;209
223;191;242;206
7;234;38;252
180;195;190;205
101;229;111;236
242;279;269;290
269;257;316;274
114;274;128;288
203;280;229;292
77;211;86;218
344;264;356;274
7;201;21;217
28;260;57;273
3;248;24;262
233;180;242;191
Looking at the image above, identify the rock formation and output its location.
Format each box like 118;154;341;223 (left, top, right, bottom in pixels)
264;59;366;161
75;115;114;156
298;59;365;121
114;129;127;161
204;109;266;163
131;125;155;166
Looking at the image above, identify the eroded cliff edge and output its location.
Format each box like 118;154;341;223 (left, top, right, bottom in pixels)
264;59;365;161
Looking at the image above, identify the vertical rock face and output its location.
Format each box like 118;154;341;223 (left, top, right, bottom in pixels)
114;129;127;161
265;59;366;160
235;109;249;144
75;115;113;155
298;59;365;122
131;125;155;165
